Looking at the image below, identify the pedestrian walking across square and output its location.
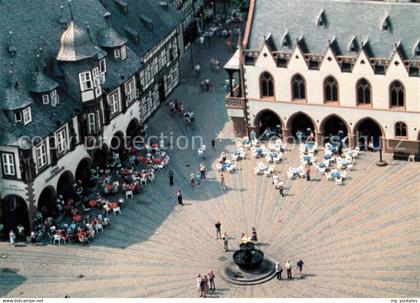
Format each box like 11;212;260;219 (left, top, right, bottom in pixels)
297;259;304;278
285;260;293;279
200;162;206;179
215;221;221;239
177;189;183;206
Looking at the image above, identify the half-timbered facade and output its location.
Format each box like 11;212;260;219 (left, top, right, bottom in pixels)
0;0;183;237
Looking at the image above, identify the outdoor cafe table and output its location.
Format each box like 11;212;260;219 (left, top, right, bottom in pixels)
88;200;97;208
323;153;332;160
303;155;311;161
330;171;341;178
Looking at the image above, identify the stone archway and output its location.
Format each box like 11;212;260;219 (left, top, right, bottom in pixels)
56;170;75;201
126;118;142;143
0;195;30;237
92;144;109;169
254;109;284;138
75;157;92;188
320;114;350;145
37;186;57;218
110;131;127;161
286;111;317;141
354;117;385;149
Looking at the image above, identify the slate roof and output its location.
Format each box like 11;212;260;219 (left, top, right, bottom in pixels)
30;72;59;93
248;0;420;60
57;20;101;61
100;0;183;58
0;89;81;146
102;48;141;91
0;0;181;146
97;13;128;48
0;87;33;111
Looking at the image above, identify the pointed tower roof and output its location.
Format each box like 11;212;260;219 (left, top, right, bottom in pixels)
57;20;100;61
97;12;127;48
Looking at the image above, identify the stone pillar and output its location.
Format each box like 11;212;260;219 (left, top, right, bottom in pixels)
282;128;291;143
228;70;234;97
315;131;323;146
348;134;356;149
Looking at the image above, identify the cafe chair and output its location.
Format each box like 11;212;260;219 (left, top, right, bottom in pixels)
95;223;104;233
53;234;64;245
113;206;122;216
126;190;134;199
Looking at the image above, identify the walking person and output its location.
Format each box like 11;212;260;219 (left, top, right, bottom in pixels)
9;230;16;245
168;169;174;186
195;172;201;189
222;232;229;252
279;180;285;197
177;189;183;206
190;173;196;187
285;260;292;279
211;138;216;149
200;162;206;180
275;262;283;280
220;173;226;190
203;275;209;295
215;221;222;239
194;64;201;78
199;276;206;298
196;274;201;295
297;258;304;279
208;270;216;291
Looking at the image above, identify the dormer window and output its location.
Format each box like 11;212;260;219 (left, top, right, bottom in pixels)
79;71;93;91
15;111;22;123
42;90;59;107
42;94;50;104
349;38;359;52
121;45;127;60
51;90;59;107
415;42;420;57
317;10;327;27
282;32;291;47
22;107;32;125
114;46;127;60
99;58;107;73
114;48;121;59
382;15;391;32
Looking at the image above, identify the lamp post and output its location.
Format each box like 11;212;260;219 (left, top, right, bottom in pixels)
376;138;387;166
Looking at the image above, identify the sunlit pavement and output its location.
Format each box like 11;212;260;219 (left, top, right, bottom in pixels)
1;35;419;298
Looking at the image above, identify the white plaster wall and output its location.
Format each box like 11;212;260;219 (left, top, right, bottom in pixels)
245;46;420;110
243;45;420;140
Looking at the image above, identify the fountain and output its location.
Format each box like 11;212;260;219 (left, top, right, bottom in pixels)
220;241;276;285
233;242;264;270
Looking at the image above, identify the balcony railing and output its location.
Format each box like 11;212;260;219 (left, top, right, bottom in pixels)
225;85;245;109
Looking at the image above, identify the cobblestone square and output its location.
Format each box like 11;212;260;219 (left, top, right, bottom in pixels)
1;36;419;299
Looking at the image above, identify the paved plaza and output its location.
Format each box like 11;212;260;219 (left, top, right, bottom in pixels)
1;37;419;298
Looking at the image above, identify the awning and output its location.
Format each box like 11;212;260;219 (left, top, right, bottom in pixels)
223;49;240;71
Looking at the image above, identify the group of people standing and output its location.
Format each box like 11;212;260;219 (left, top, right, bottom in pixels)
190;162;206;189
275;259;305;280
196;271;216;298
